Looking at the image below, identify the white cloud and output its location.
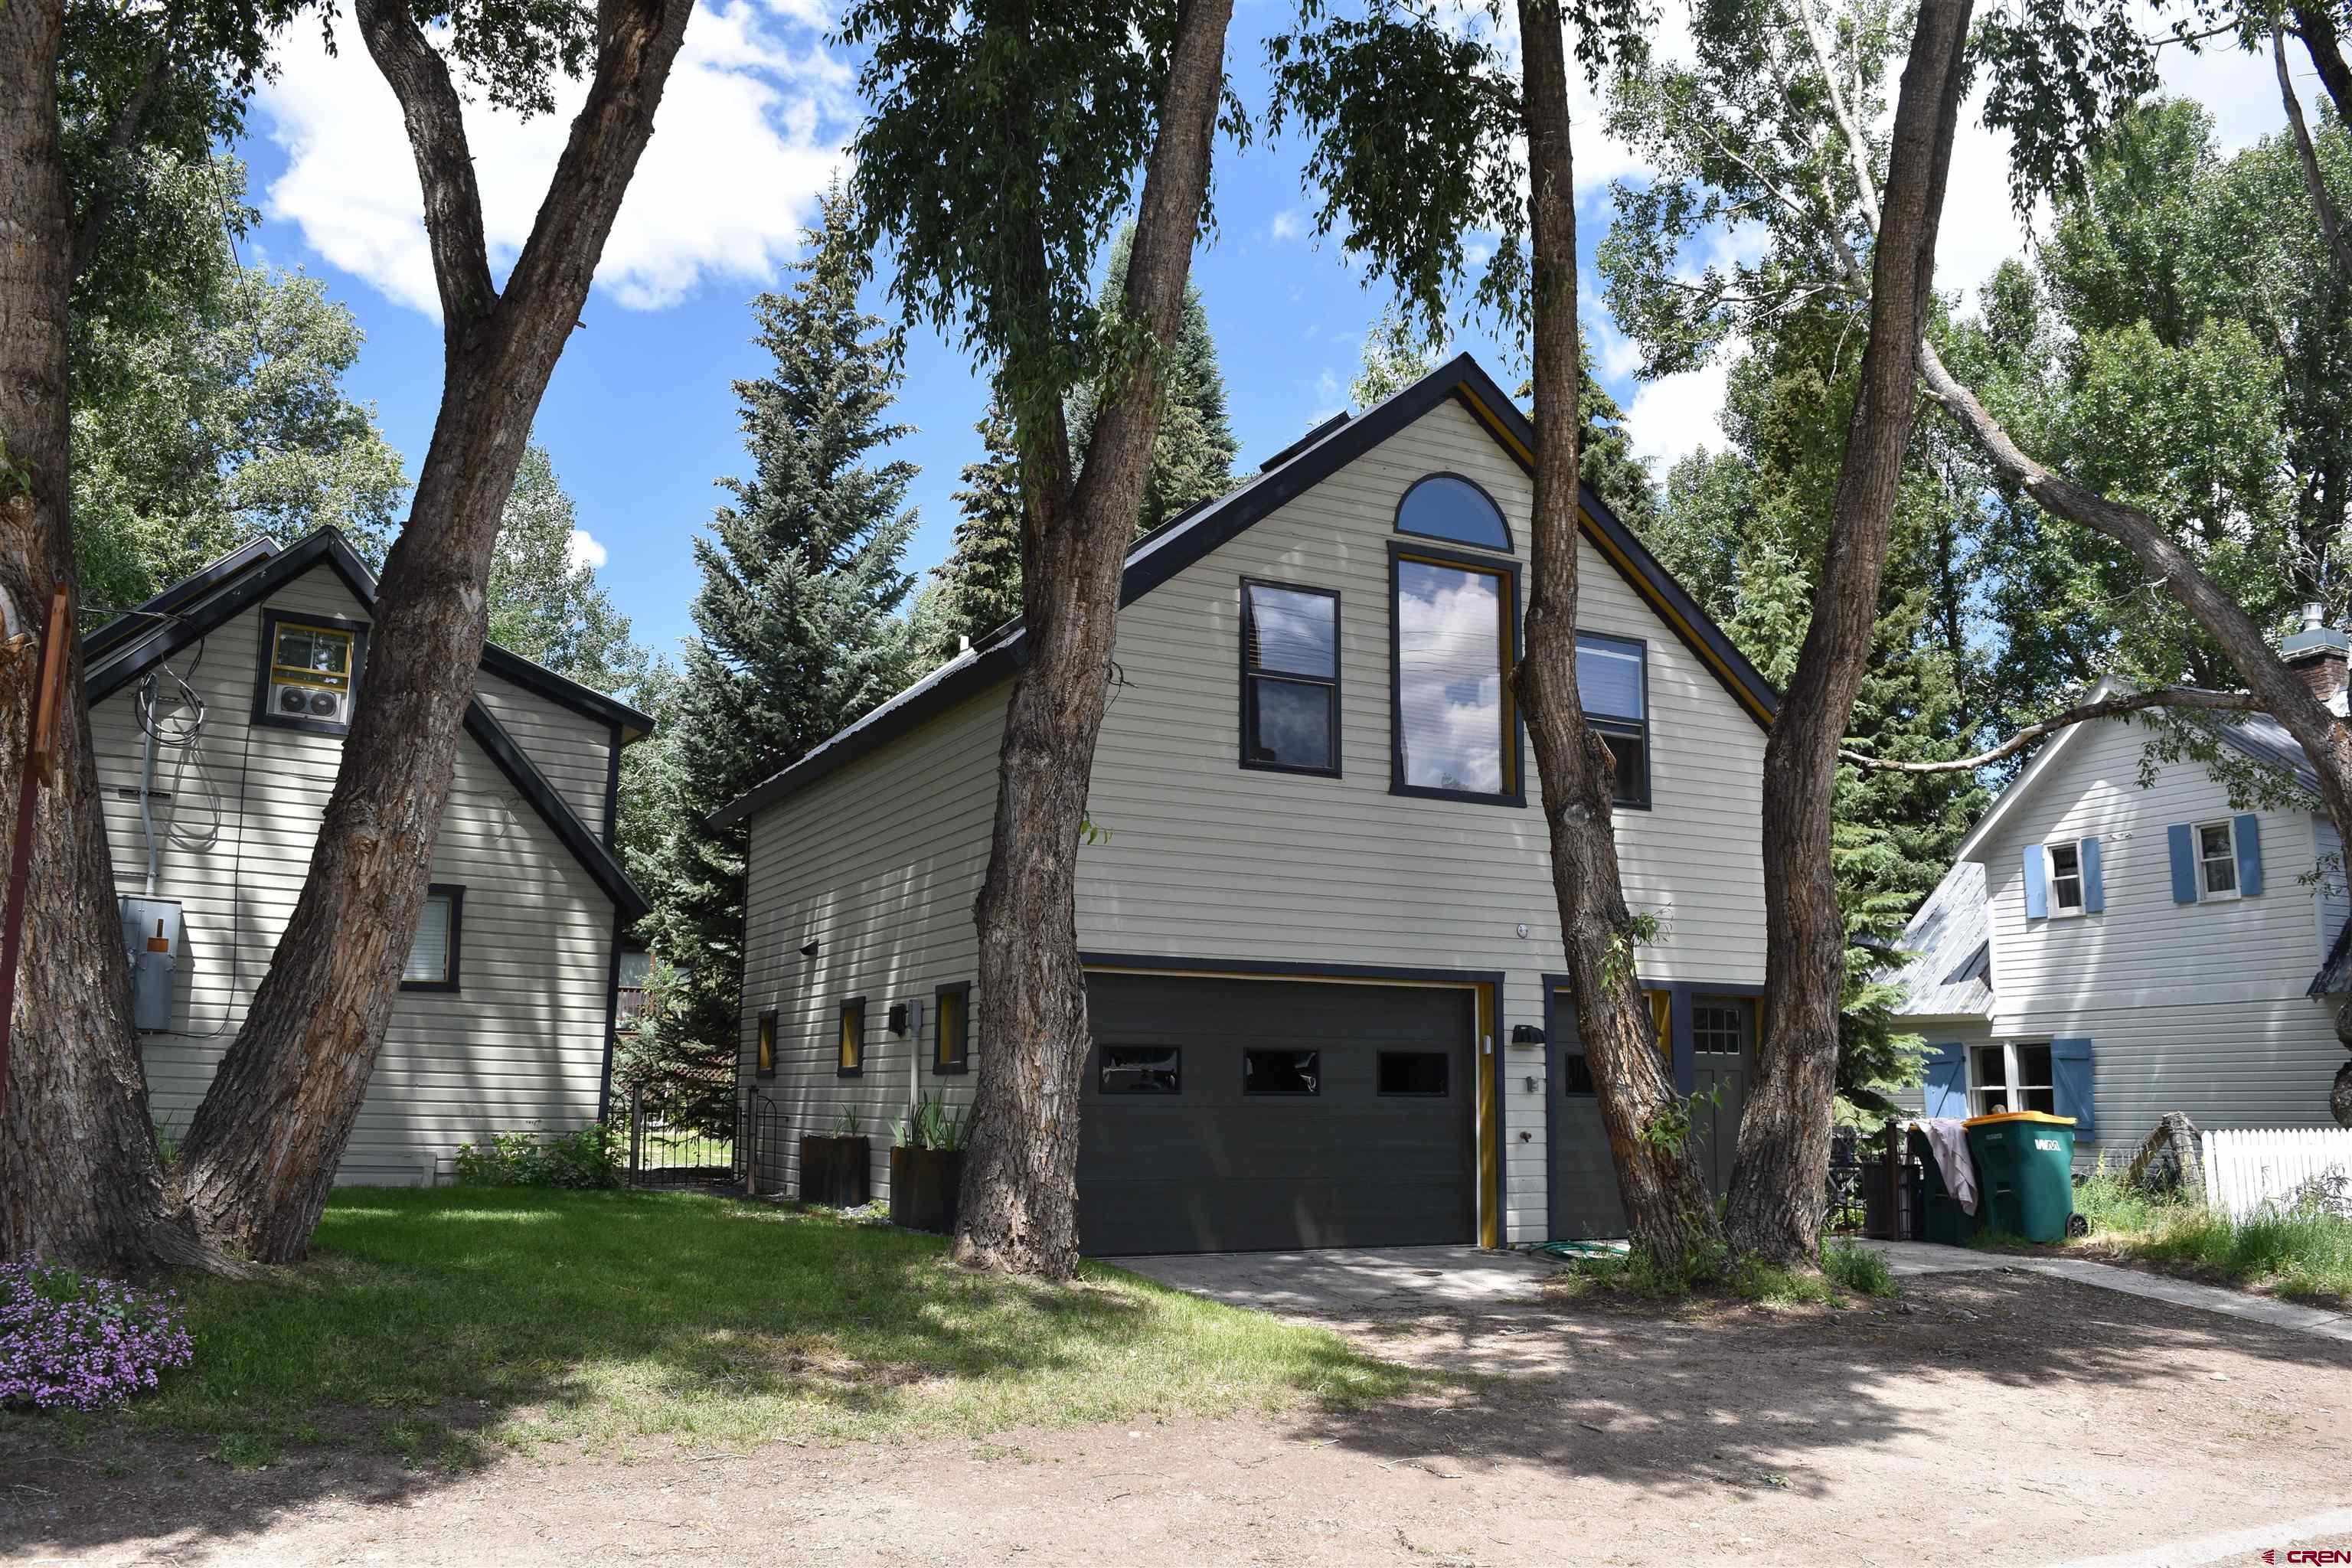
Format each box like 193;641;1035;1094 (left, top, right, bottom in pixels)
258;0;852;317
1270;209;1306;243
1623;352;1733;470
566;529;609;572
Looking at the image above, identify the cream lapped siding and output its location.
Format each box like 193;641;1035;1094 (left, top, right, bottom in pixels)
736;394;1770;1243
475;669;615;838
739;684;1006;1199
1963;715;2342;1156
92;560;620;1184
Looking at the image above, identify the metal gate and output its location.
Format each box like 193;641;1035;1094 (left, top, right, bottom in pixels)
626;1086;735;1188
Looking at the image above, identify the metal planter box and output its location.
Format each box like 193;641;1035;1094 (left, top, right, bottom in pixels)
799;1135;871;1208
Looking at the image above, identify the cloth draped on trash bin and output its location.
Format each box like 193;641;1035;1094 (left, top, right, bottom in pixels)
1914;1118;1978;1215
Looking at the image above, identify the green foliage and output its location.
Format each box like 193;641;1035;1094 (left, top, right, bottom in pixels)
1638;1080;1720;1155
70;158;406;612
1563;1237;1886;1304
1820;1236;1896;1297
452;1125;624;1190
1348;302;1437;408
642;187;920;1110
1973;0;2162;214
892;1093;970;1152
834;1109;866;1138
925;397;1027;659
2073;1171;2352;1306
485;446;655;696
841;0;1191;430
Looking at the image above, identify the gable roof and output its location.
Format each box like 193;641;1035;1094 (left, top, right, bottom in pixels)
1886;861;1994;1019
84;530;651;922
711;351;1780;831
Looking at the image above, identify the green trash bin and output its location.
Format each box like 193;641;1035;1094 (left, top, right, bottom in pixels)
1965;1112;2077;1243
1907;1126;1978;1246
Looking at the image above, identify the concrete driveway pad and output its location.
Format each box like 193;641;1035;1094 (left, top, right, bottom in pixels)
1112;1244;1563;1312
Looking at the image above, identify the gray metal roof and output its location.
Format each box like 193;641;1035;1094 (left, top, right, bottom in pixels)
1887;861;1994;1018
2216;709;2321;793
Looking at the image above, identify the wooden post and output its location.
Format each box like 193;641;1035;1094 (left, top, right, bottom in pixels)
0;586;73;1122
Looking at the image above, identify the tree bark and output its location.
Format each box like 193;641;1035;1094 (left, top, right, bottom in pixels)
952;0;1234;1280
1508;0;1722;1270
172;0;694;1261
2276;27;2352;286
2292;3;2352;123
1840;687;2267;773
1723;0;1972;1268
0;0;230;1272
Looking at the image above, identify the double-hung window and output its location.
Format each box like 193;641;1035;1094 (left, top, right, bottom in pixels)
1577;633;1649;808
2198;821;2239;897
400;885;463;991
1390;545;1521;805
1240;580;1340;776
2046;842;2086;916
1969;1041;2054;1116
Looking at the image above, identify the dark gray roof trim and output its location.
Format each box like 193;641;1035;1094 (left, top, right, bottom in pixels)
83;537;285;664
83;528;650;921
710;351;1780;831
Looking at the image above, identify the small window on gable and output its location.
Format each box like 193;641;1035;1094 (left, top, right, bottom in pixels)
1241;580;1339;776
2199;821;2239;897
2047;843;2085;916
1396;473;1512;552
933;982;970;1074
256;609;367;734
838;997;866;1078
400;886;462;991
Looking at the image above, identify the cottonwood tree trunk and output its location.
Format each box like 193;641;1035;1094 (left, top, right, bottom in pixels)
173;0;695;1261
1724;0;1972;1267
1508;0;1721;1269
952;0;1234;1280
0;0;221;1270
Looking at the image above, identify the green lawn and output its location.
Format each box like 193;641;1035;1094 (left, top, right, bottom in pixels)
2065;1171;2352;1306
41;1188;1421;1469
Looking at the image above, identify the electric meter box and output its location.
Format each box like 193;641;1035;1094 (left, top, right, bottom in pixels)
117;895;181;1033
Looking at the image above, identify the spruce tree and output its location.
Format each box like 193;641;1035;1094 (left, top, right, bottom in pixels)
642;187;919;1125
926;397;1026;659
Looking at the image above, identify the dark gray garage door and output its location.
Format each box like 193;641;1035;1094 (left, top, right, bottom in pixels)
1079;973;1477;1256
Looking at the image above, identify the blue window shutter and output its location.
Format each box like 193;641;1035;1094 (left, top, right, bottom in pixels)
2235;813;2264;897
1922;1044;1967;1119
2167;823;2199;903
2022;844;2049;920
2079;836;2105;913
2051;1038;2096;1136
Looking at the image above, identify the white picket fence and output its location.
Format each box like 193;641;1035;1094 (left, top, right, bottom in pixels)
2201;1128;2352;1220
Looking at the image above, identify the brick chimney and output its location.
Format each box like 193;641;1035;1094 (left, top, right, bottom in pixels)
2282;602;2350;707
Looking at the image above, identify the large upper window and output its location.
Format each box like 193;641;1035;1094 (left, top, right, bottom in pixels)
1391;547;1519;803
400;886;462;992
1577;633;1649;808
1396;473;1512;551
1240;580;1340;776
2198;821;2239;897
2046;842;2086;916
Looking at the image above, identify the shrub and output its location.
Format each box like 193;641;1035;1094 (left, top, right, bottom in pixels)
453;1123;622;1190
1821;1237;1897;1298
0;1260;193;1411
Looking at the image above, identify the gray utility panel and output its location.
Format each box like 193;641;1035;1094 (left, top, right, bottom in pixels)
1078;972;1478;1256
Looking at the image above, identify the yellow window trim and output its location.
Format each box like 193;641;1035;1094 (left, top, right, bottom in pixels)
270;621;357;691
1393;548;1520;795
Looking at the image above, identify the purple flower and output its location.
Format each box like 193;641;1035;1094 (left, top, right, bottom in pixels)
0;1260;194;1412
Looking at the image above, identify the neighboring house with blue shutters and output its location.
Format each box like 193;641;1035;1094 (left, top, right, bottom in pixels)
1890;644;2352;1164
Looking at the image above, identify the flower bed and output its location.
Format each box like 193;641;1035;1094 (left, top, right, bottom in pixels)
0;1259;193;1410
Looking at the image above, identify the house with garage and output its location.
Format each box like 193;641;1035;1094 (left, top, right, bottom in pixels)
83;529;652;1185
716;354;1779;1253
1889;626;2352;1159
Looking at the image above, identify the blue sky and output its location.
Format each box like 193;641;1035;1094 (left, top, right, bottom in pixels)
233;0;2282;662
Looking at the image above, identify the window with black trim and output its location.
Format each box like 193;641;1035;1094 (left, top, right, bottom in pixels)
254;608;368;735
1243;1048;1320;1095
1392;547;1519;803
1241;580;1340;776
400;885;462;991
933;982;970;1073
838;997;866;1077
756;1008;777;1080
1099;1046;1181;1094
1377;1050;1449;1096
1396;473;1513;551
1577;632;1649;808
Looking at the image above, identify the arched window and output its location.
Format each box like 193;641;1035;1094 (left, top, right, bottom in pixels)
1395;473;1512;552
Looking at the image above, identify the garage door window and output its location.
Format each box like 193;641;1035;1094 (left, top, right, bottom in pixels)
1100;1046;1181;1094
1377;1051;1449;1096
1244;1048;1320;1095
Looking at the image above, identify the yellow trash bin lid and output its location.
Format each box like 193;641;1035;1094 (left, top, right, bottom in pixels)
1962;1110;2077;1129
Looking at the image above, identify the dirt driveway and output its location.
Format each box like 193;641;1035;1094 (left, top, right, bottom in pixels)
7;1266;2352;1567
